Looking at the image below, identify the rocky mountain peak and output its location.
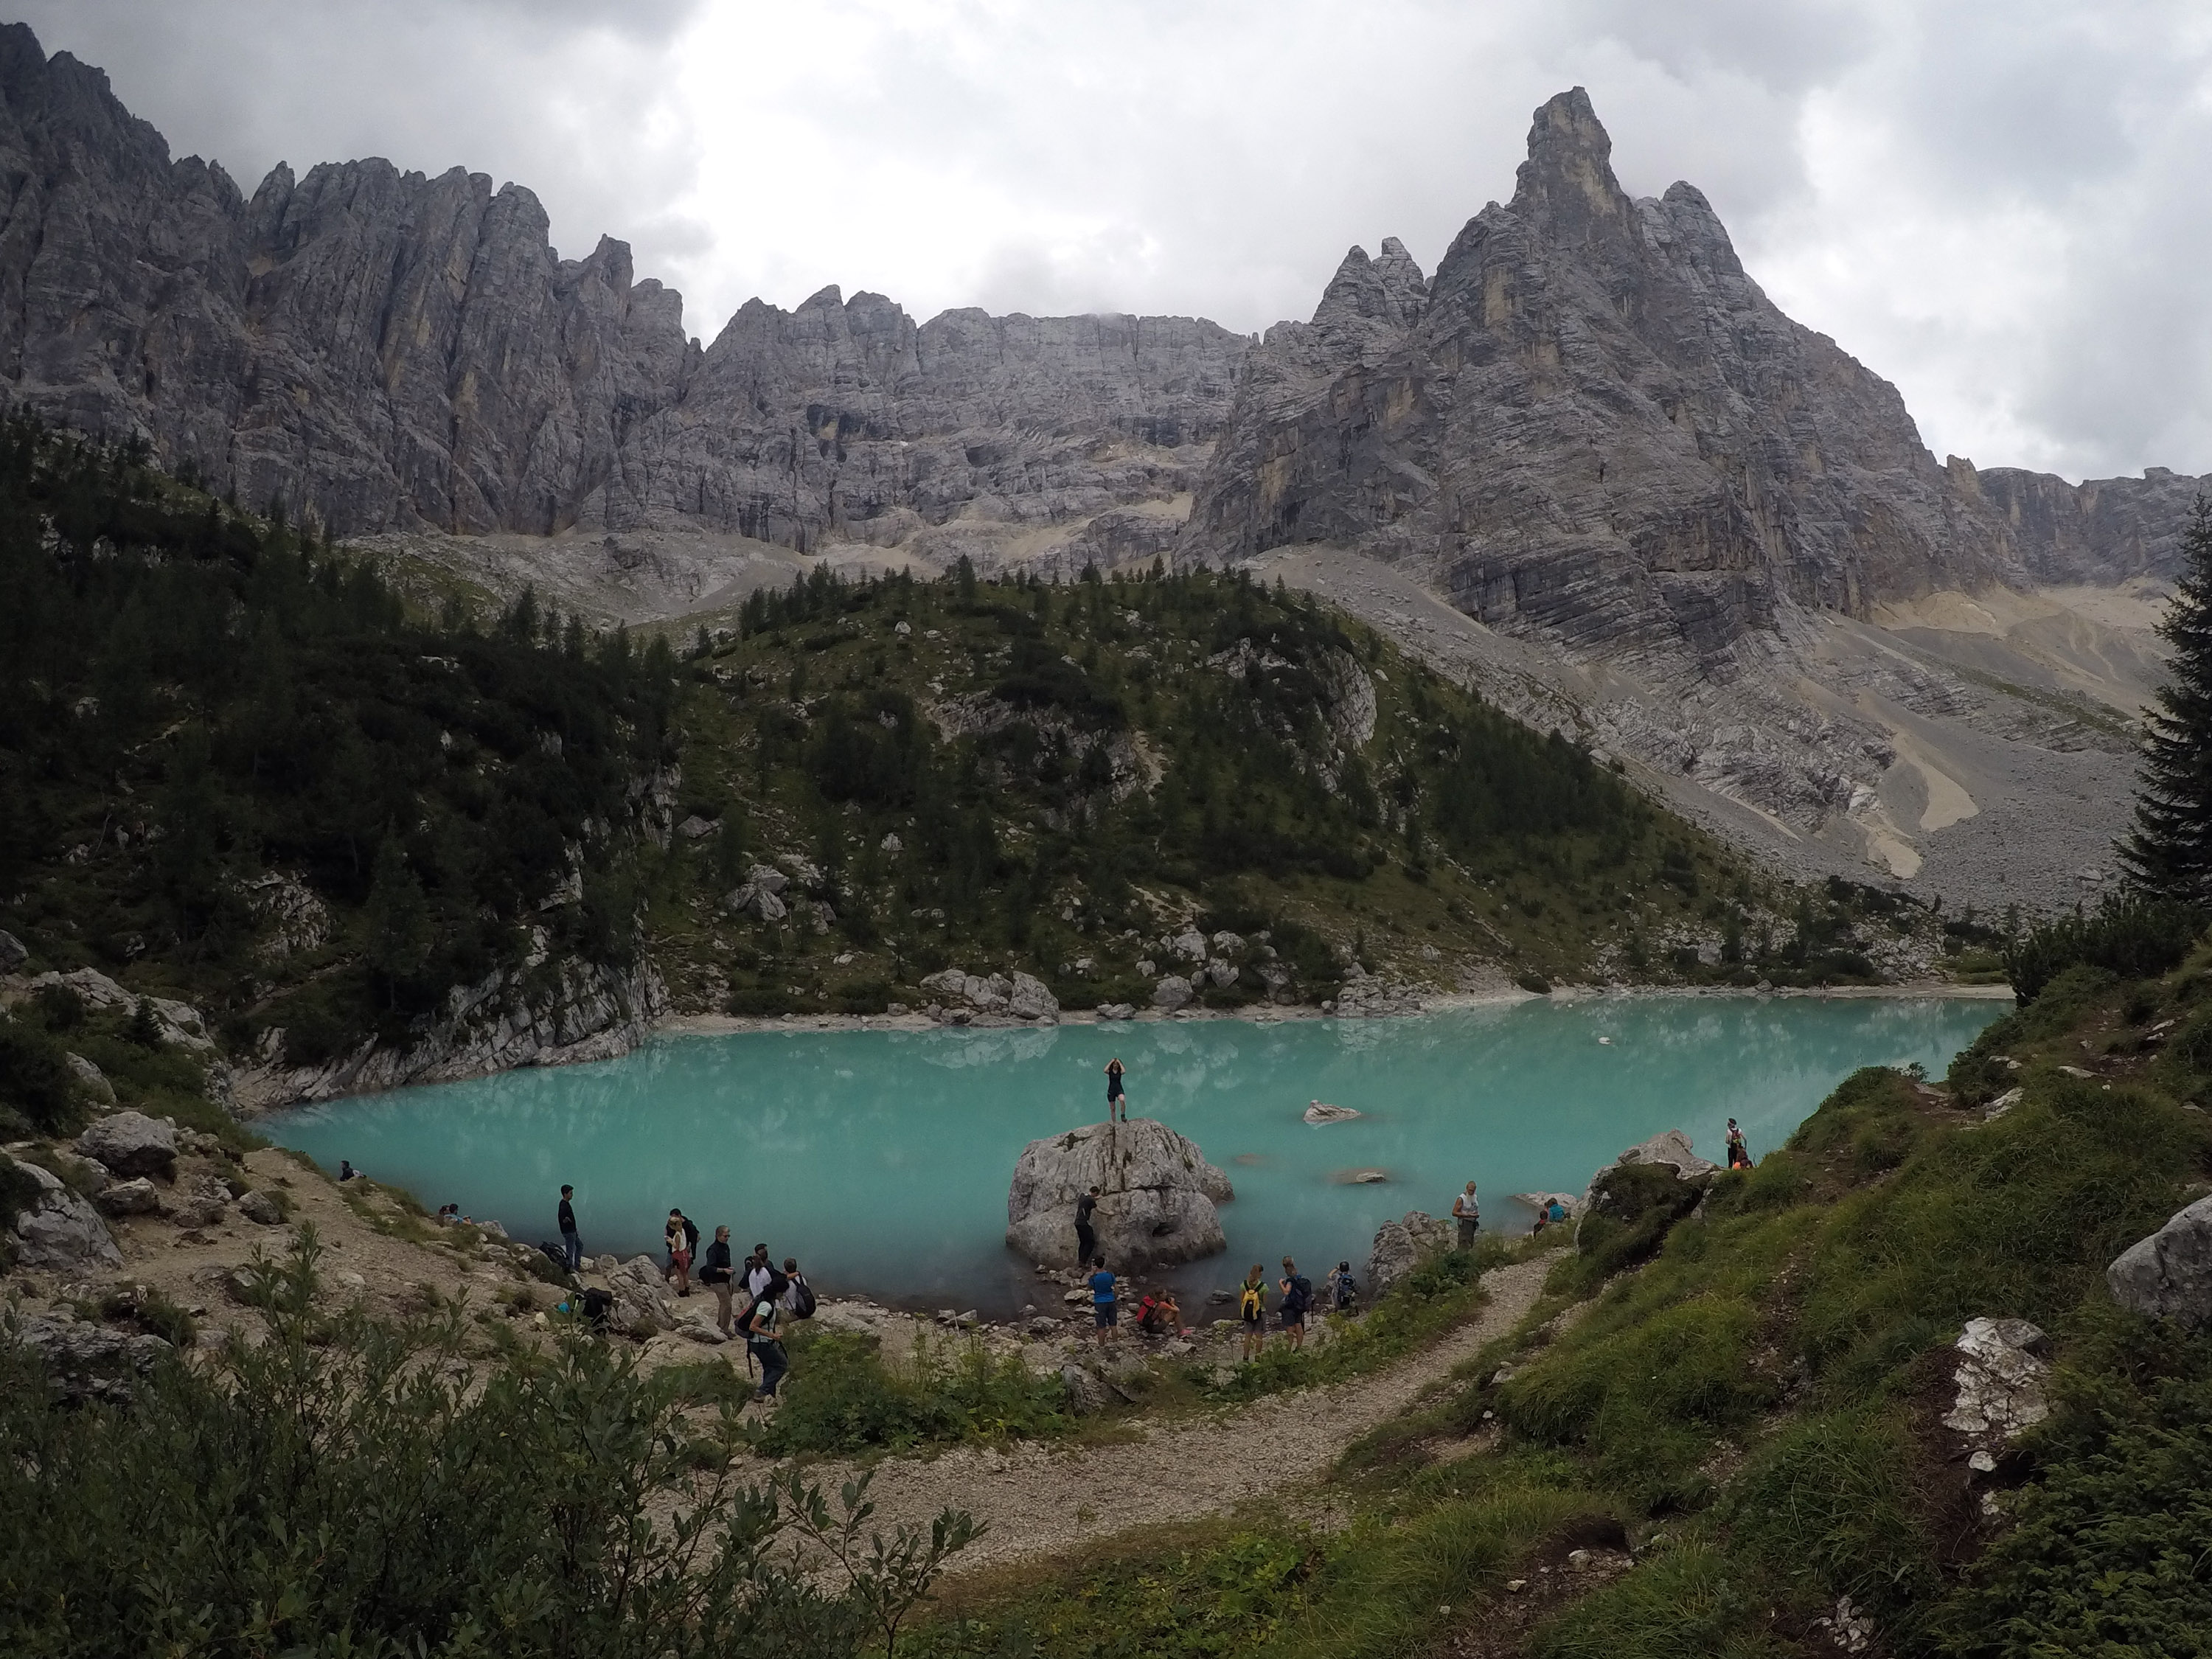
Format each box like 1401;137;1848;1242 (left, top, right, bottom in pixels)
1372;237;1428;313
1511;86;1633;243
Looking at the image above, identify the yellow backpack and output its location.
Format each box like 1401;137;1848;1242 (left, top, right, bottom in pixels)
1239;1284;1265;1319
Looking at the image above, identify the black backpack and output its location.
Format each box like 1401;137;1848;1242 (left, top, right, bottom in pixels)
579;1287;613;1331
1285;1275;1312;1315
787;1275;817;1318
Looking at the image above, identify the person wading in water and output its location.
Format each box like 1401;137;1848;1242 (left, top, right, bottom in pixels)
1105;1057;1127;1123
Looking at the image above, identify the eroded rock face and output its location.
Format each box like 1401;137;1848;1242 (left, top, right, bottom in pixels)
1367;1210;1454;1297
10;1315;170;1402
6;1156;123;1271
2107;1195;2212;1326
1006;1118;1233;1270
74;1110;178;1180
1942;1316;2051;1443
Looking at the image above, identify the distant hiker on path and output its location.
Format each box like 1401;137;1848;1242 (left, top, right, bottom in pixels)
743;1284;788;1400
1239;1265;1267;1361
1453;1182;1481;1250
1105;1057;1127;1122
557;1185;581;1273
1278;1256;1311;1351
1089;1255;1119;1345
1725;1119;1751;1169
665;1209;698;1297
700;1225;736;1334
1075;1185;1101;1263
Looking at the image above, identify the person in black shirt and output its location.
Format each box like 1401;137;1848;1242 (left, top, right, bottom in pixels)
700;1225;737;1335
557;1185;581;1273
1074;1185;1100;1264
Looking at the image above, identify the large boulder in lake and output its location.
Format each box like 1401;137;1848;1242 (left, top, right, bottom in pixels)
2108;1195;2212;1326
1006;1118;1232;1270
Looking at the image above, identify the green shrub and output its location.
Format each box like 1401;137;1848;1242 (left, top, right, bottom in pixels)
1532;1535;1788;1659
0;1013;77;1133
0;1232;978;1659
753;1329;1071;1456
2005;894;2205;1004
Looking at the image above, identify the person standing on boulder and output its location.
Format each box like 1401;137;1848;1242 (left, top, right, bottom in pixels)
1088;1254;1119;1345
1453;1181;1481;1251
557;1184;582;1273
700;1225;736;1335
1075;1185;1101;1264
1105;1057;1127;1122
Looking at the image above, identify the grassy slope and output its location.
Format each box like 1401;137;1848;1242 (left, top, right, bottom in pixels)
906;955;2212;1659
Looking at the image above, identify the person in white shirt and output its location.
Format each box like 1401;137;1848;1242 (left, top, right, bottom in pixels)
1452;1182;1480;1250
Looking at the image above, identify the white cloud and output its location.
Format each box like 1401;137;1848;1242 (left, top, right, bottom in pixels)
17;0;2212;479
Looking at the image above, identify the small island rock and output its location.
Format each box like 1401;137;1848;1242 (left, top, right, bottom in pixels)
1304;1100;1361;1124
1006;1117;1232;1270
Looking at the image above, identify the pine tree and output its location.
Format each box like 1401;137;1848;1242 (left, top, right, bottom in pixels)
2121;497;2212;903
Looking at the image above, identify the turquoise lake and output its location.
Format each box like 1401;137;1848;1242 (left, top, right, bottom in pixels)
265;996;2005;1312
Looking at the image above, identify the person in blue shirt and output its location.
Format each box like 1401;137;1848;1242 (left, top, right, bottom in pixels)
1088;1254;1119;1346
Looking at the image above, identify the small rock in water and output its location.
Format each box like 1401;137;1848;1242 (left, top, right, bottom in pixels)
1304;1100;1361;1124
1332;1168;1390;1185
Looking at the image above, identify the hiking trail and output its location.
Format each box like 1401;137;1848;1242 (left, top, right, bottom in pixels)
799;1255;1554;1575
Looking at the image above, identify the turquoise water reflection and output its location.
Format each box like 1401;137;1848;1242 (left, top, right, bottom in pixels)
265;996;2003;1312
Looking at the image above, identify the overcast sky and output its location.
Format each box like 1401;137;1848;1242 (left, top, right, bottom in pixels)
19;1;2212;481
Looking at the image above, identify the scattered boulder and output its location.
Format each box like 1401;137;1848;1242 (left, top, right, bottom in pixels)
25;969;212;1050
1586;1128;1717;1194
1094;1003;1136;1021
920;967;1060;1022
1204;959;1239;990
1334;1168;1390;1185
0;928;27;972
10;1315;170;1402
74;1110;179;1181
1367;1210;1455;1298
604;1255;675;1337
2107;1195;2212;1326
234;1190;285;1226
675;814;718;840
93;1177;161;1217
1006;1117;1234;1270
1942;1317;2050;1446
64;1052;115;1107
168;1178;232;1229
1006;972;1058;1021
6;1156;122;1270
1152;974;1193;1010
1304;1100;1361;1124
1170;930;1208;961
1060;1361;1113;1416
724;880;788;922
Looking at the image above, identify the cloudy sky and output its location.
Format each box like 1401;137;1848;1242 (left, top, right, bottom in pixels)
21;1;2212;481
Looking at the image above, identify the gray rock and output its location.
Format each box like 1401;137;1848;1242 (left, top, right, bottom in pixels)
605;1254;675;1337
63;1052;115;1107
1941;1317;2050;1442
1006;971;1059;1022
1367;1210;1454;1298
2107;1194;2212;1325
93;1176;161;1217
234;1189;284;1225
1060;1362;1113;1416
1006;1117;1234;1271
1094;1003;1135;1021
10;1315;170;1402
74;1110;179;1180
6;1156;123;1270
1304;1101;1362;1124
1205;959;1239;990
1582;1129;1717;1209
675;815;717;840
0;929;25;972
1152;974;1194;1010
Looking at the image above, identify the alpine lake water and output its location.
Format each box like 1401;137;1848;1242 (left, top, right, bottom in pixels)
265;995;2006;1315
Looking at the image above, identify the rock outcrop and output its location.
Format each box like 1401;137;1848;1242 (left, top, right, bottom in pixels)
10;1314;170;1402
1367;1210;1455;1297
1581;1128;1717;1208
2107;1194;2212;1325
920;967;1060;1023
1006;1118;1232;1270
5;1155;122;1271
1941;1317;2051;1448
74;1110;179;1180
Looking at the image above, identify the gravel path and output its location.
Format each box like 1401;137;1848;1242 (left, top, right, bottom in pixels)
801;1256;1553;1576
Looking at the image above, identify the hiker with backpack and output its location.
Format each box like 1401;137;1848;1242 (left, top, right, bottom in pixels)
1238;1265;1267;1360
1725;1119;1752;1169
742;1282;788;1402
1328;1259;1358;1314
779;1258;817;1318
1278;1256;1312;1352
700;1225;737;1335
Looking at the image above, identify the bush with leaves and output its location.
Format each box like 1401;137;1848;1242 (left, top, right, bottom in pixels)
0;1228;978;1658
